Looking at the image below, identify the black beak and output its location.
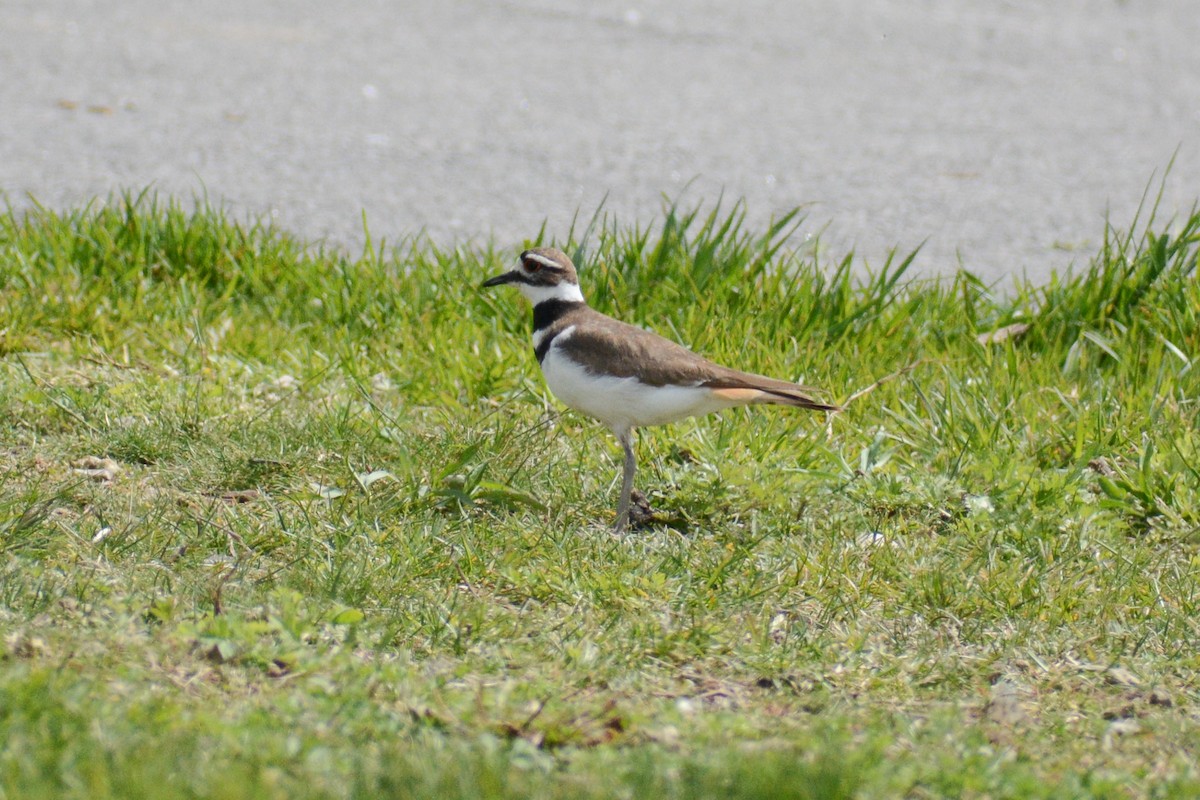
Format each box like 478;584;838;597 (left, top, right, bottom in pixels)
482;270;518;288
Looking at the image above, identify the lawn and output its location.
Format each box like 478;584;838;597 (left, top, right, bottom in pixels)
1;190;1199;799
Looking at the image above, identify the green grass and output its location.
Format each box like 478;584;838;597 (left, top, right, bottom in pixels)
2;188;1200;799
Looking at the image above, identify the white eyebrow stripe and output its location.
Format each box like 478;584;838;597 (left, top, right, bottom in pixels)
524;252;562;270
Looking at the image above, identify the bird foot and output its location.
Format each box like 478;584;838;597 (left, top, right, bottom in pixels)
627;489;658;528
612;490;659;534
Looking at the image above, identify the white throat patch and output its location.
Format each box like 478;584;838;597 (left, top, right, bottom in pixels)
518;280;585;305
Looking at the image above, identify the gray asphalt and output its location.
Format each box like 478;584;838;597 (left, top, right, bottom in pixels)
3;1;1198;283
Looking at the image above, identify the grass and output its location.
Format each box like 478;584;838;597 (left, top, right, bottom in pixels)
1;188;1199;799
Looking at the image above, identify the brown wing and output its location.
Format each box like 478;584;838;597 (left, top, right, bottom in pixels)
557;309;838;412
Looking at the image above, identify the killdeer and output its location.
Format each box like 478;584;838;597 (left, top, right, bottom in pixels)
483;247;838;532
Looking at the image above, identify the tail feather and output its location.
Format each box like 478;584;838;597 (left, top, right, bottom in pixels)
703;371;840;413
757;387;840;412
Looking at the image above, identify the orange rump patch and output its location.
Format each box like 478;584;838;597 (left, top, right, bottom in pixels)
708;387;765;403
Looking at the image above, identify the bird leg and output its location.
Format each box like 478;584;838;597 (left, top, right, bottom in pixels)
613;428;637;533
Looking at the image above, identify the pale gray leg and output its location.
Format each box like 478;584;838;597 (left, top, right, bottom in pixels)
613;427;636;533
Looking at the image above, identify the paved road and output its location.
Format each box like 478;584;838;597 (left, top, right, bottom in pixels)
3;1;1198;283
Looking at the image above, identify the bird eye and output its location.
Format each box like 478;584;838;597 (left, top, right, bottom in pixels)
524;259;542;273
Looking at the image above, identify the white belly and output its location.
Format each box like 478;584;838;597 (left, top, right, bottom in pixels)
540;335;733;431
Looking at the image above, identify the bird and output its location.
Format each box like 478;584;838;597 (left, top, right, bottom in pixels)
482;247;839;532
